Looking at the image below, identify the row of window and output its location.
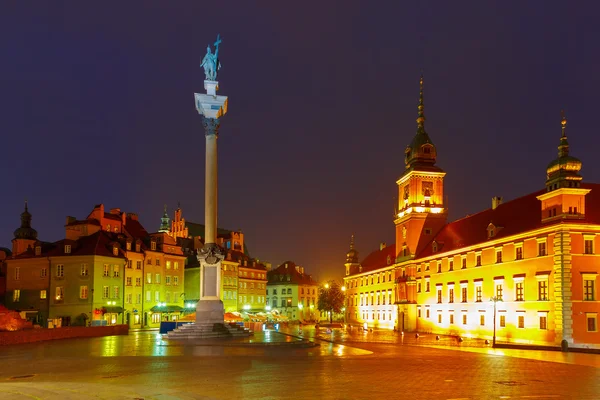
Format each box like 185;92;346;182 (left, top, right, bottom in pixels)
239;282;265;289
238;271;265;279
350;290;394;307
11;288;181;305
267;297;316;308
347;271;394;289
417;309;598;333
267;287;316;295
419;276;596;302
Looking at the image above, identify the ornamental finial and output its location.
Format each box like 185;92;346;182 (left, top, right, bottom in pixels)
416;73;425;128
350;233;355;250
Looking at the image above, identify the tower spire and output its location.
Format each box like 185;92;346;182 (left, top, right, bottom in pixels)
558;110;569;158
416;74;425;130
159;204;170;233
350;233;355;250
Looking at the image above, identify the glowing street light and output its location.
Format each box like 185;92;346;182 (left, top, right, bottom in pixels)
325;283;330;289
298;303;303;309
341;286;346;292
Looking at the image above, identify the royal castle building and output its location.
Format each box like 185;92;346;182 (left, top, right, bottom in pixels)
343;77;600;349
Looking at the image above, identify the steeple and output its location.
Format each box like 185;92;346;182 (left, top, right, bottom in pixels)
405;74;438;170
345;234;359;264
545;111;582;191
14;199;38;240
416;74;426;131
159;204;170;233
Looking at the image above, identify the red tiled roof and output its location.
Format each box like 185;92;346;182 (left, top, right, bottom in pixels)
125;218;149;240
417;183;600;258
359;245;397;274
268;261;318;285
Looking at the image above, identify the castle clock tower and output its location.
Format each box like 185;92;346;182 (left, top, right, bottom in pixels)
394;76;448;260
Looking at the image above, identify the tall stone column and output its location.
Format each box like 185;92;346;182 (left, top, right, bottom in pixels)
195;79;228;325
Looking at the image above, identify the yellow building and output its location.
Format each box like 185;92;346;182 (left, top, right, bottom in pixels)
237;258;268;313
344;77;600;349
267;261;319;321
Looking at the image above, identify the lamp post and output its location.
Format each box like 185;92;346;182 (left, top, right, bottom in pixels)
490;296;501;347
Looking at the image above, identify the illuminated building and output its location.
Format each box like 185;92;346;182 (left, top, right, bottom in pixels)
344;77;600;348
267;261;319;321
5;204;186;328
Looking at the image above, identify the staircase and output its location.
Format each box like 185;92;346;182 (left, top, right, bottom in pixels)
167;322;252;340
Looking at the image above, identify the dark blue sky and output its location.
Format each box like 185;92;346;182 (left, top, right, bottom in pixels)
2;1;599;281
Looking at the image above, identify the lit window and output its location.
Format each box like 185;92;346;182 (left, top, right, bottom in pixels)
80;286;88;299
166;261;171;270
448;288;454;303
113;265;120;278
55;286;64;301
515;282;524;301
584;278;596;301
136;261;142;270
40;290;46;299
56;264;64;278
480;314;485;326
13;289;20;302
64;245;71;254
103;264;110;277
461;286;467;303
449;314;454;324
113;286;119;298
155;274;161;284
175;262;179;270
538;240;547;256
151;241;157;251
462;314;467;325
437;313;442;323
437;289;442;303
475;285;482;302
516;246;523;260
499;314;506;327
495;284;503;301
538;280;549;301
103;286;109;298
136;277;141;286
126;277;132;286
136;244;141;252
518;314;525;329
126;242;131;251
81;263;89;277
35;246;41;256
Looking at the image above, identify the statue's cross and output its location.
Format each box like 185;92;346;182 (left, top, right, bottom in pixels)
214;34;222;51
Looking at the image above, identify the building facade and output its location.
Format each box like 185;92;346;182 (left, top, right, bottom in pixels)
267;261;319;322
4;204;187;329
344;77;600;349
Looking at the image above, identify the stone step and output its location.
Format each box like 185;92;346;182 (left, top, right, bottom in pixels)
166;322;252;340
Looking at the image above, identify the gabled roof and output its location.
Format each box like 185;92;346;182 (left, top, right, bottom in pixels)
418;183;600;258
267;261;318;286
358;245;397;274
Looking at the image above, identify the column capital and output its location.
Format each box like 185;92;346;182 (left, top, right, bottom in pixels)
202;117;221;137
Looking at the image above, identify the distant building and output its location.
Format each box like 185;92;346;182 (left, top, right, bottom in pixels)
267;261;319;322
344;78;600;349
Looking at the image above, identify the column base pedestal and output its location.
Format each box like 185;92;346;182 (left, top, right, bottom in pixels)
195;299;224;324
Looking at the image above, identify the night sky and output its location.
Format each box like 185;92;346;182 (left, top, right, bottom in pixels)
2;2;600;281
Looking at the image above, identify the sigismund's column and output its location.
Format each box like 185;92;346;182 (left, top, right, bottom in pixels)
195;35;228;325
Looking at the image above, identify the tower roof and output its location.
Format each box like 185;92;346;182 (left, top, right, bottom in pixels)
404;75;442;172
13;200;38;240
159;204;170;233
545;112;582;190
345;234;359;263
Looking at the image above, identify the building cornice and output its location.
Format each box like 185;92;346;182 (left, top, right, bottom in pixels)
536;187;591;201
396;170;446;186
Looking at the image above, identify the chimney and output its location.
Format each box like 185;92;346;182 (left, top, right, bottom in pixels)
126;212;138;221
66;216;76;225
492;196;503;210
380;242;386;251
110;208;121;215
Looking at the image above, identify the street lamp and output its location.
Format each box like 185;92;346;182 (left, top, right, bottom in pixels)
341;286;346;292
490;296;501;347
325;283;330;289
